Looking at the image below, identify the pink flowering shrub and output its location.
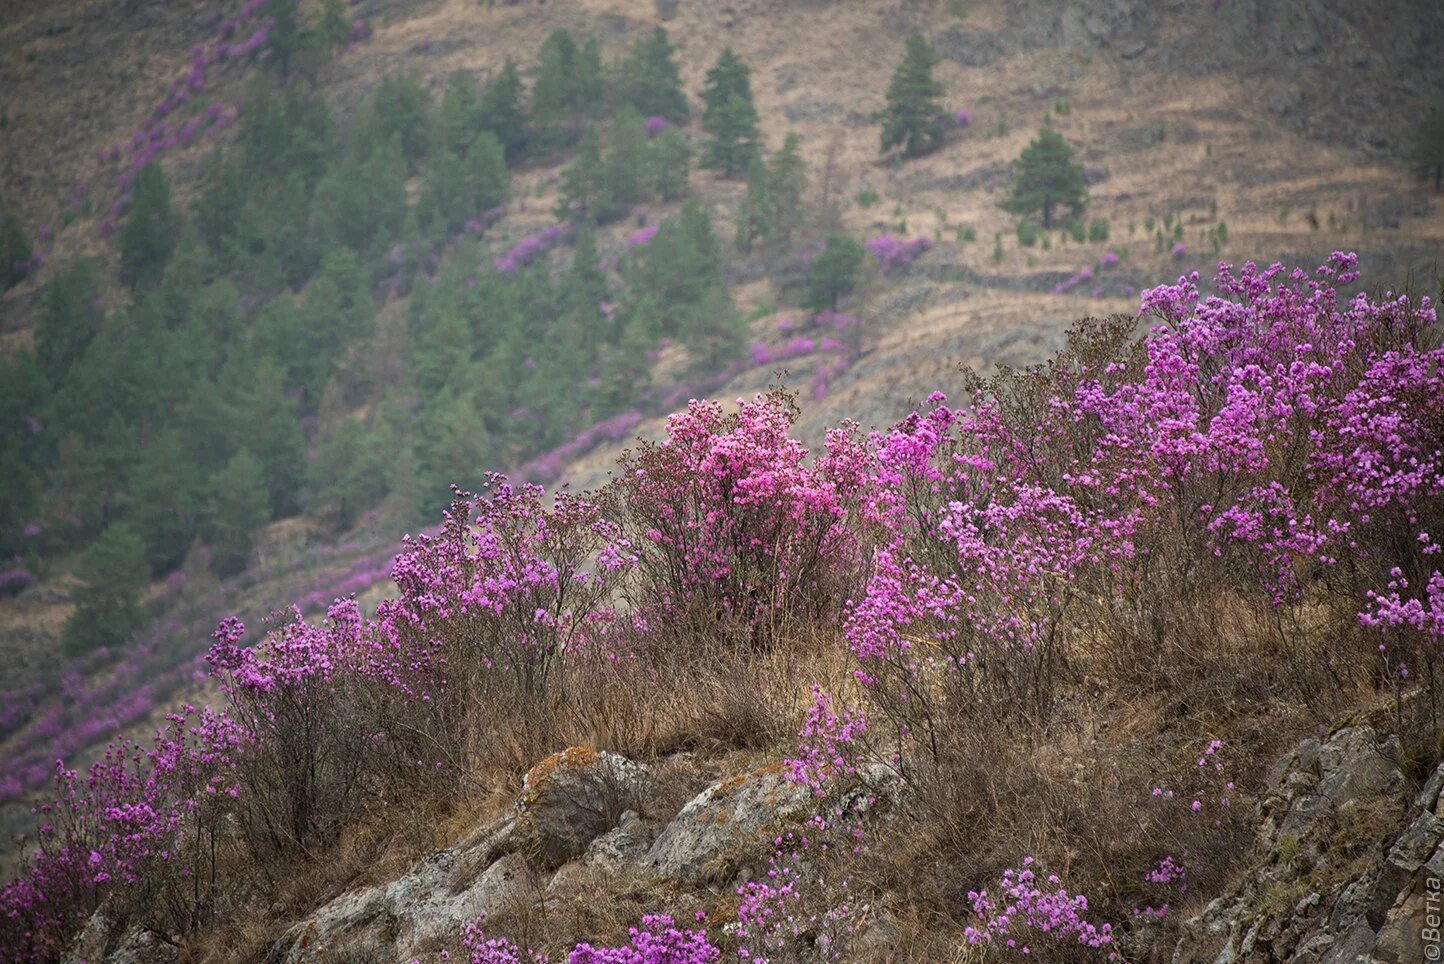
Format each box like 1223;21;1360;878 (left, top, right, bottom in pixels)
865;234;932;274
206;607;371;857
963;857;1116;958
0;708;241;959
849;254;1442;751
460;912;718;963
610;390;869;649
784;685;867;796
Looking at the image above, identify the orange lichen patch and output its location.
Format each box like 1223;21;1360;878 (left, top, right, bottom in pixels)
713;760;786;800
519;747;599;810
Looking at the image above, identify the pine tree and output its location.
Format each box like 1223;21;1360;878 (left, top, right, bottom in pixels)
880;34;945;158
120;163;178;289
735;159;772;253
766;133;807;245
700;49;760;177
532;30;603;139
206;448;271;576
0;206;30;291
438;71;482;155
557;128;613;224
62;522;149;656
125;430;205;575
35;259;106;386
646;127;693;200
805;233;865;312
1002;126;1087;228
479;59;527;160
372;72;432;165
619;27;690;122
1412;105;1444;192
604;107;651;211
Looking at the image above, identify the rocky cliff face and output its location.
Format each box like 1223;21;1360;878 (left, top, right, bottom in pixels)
1178;723;1444;963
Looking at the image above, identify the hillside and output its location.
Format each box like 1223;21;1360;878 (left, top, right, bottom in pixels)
1;0;1443;960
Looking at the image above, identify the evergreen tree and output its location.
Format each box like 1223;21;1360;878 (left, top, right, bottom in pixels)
438;71;482;155
479;60;528;160
372;72;433;165
646;127;692;200
604;107;651;211
532;30;603;142
1412;104;1444;192
805;233;865;312
416;387;492;517
124;431;205;576
314;134;407;253
62;522;149;656
557;128;614;224
880;34;945;158
307;416;393;529
220;357;306;517
1002;126;1087;228
0;349;46;554
618;27;690;122
766;133;807;245
35;260;106;386
206;448;271;577
700;50;760;177
0;206;31;291
119;163;178;289
420;131;509;235
735;159;772;253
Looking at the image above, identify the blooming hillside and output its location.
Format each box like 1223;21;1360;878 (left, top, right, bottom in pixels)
3;255;1440;961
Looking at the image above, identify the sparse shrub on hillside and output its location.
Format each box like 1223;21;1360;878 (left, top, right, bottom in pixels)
880;34;945;158
700;48;761;178
1002;126;1087;228
866;233;932;272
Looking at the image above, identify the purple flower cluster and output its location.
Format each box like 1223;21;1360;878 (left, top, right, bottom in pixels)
495;224;572;275
963;857;1116;957
865;234;932;274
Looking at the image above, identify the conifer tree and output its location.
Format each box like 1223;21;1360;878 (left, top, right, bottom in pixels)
36;260;106;386
532;30;603;139
880;34;945;158
1412;104;1444;192
62;522;149;656
0;206;30;291
557;128;614;224
438;71;482;155
1002;126;1087;228
619;27;690;122
120;163;178;289
206;448;272;577
700;49;760;177
479;60;528;160
125;431;205;575
647;127;693;200
372;72;432;165
735;159;772;252
604;107;651;211
805;233;865;312
766;133;807;245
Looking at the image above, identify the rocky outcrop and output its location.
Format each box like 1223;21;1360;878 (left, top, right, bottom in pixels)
269;819;536;963
513;747;654;868
645;761;815;884
1176;724;1444;963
